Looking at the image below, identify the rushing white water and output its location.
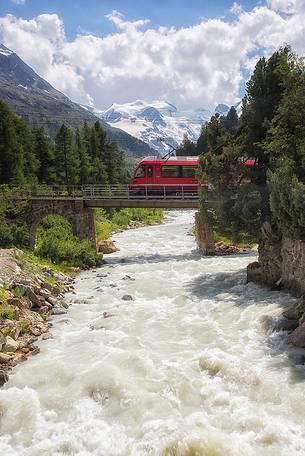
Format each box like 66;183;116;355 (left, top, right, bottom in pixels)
1;211;305;456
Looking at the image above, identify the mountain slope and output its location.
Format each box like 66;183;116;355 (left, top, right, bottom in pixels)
91;100;237;154
0;44;152;157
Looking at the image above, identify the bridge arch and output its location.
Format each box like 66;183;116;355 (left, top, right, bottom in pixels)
26;199;96;250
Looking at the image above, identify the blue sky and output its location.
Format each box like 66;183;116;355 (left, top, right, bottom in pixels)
1;0;261;39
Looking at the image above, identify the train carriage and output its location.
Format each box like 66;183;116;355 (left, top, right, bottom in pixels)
130;155;256;196
130;156;206;196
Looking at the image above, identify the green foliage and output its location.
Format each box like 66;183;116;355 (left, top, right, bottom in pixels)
35;215;100;268
0;102;130;190
268;160;305;239
55;124;80;186
0;186;30;248
95;208;164;242
19;320;30;335
0;304;16;320
1;327;11;337
0;281;9;301
16;249;75;278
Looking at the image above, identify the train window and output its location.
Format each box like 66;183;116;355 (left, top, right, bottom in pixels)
147;166;153;178
161;165;180;178
181;166;196;178
135;165;145;178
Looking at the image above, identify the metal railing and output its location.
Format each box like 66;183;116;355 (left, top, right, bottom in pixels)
82;184;200;200
1;184;201;200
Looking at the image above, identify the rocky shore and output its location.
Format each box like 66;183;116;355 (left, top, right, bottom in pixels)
0;249;74;387
246;222;305;349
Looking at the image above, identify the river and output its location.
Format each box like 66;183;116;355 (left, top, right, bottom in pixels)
1;210;305;456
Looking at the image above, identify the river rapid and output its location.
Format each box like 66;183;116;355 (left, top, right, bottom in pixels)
1;211;305;456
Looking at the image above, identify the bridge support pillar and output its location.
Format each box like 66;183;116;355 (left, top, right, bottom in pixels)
27;199;96;251
195;211;215;255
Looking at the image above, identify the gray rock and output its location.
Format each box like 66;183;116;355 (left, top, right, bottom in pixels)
122;295;134;301
14;283;40;307
39;288;51;298
47;296;58;306
283;298;305;321
122;275;135;281
288;322;305;347
0;332;6;351
274;318;299;332
52;307;67;315
4;336;19;352
0;369;9;386
0;353;12;363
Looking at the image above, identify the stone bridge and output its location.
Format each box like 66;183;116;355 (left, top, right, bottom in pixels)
24;194;202;251
27;198;96;249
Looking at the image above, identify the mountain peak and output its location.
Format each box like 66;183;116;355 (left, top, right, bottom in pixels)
215;103;230;115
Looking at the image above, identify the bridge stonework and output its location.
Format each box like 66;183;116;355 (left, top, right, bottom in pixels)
26;198;96;250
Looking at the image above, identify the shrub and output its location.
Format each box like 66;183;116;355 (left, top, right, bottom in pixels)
0;304;16;320
95;208;164;242
36;215;100;268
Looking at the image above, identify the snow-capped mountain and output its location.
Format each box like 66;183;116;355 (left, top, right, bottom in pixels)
88;100;215;154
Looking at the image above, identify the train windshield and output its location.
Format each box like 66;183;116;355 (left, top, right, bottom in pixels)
135;165;145;178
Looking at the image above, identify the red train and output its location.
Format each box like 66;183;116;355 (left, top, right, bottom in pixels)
130;155;203;195
130;155;256;195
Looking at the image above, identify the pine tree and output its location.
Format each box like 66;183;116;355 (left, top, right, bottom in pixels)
196;125;209;155
33;128;55;184
0;101;25;185
75;128;91;185
224;106;238;135
54;124;80;186
177;134;197;156
90;122;109;185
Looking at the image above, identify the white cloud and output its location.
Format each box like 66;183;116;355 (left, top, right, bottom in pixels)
0;5;305;110
230;3;244;15
267;0;296;13
10;0;26;4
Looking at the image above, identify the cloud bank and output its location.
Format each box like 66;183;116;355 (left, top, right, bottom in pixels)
0;1;305;110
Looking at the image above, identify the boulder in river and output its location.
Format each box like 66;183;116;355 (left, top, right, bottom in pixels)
122;295;134;301
288;322;305;347
98;240;119;254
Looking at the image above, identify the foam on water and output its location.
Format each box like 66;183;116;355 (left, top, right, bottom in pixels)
1;210;305;455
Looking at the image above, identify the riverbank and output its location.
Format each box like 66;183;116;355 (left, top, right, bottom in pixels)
0;249;74;386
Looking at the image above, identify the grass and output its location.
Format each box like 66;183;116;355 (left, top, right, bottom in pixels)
214;231;256;249
19;320;30;335
0;327;11;337
95;208;164;242
17;250;77;277
0;304;16;320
